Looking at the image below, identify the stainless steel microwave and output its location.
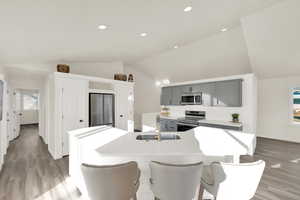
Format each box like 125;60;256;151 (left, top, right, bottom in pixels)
180;93;202;105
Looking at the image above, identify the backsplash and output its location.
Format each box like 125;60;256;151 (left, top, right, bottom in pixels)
165;105;243;122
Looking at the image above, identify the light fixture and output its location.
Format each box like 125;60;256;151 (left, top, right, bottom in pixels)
98;25;108;30
155;81;161;87
184;6;192;12
221;28;227;32
174;45;179;49
140;32;147;37
162;79;170;85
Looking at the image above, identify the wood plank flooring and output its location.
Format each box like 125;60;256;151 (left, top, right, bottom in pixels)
0;125;81;200
0;125;300;200
241;137;300;200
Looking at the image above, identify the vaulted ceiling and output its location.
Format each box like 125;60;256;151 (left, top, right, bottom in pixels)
0;0;284;65
132;0;300;81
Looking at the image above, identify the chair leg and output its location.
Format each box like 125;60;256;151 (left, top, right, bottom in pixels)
198;183;204;200
132;194;137;200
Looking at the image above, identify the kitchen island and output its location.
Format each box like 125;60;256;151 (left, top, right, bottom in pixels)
69;126;256;200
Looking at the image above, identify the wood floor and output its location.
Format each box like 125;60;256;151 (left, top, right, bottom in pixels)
0;125;82;200
0;125;300;200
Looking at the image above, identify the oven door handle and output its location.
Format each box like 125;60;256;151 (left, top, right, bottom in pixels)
176;123;199;127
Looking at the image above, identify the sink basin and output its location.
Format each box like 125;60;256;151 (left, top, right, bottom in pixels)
136;134;181;141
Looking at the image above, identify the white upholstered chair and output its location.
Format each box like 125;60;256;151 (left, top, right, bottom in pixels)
149;161;203;200
200;160;265;200
81;161;140;200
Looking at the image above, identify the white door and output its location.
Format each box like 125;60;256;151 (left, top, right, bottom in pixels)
15;90;21;137
11;89;21;139
10;90;16;140
60;78;88;155
114;84;134;132
6;87;13;142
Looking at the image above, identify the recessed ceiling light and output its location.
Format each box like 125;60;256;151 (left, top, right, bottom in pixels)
221;28;228;32
98;25;108;30
174;45;179;49
140;32;147;37
184;6;192;12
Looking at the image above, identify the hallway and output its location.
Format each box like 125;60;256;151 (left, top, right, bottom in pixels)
0;125;81;200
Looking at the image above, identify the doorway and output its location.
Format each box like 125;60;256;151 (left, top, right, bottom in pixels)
8;89;40;140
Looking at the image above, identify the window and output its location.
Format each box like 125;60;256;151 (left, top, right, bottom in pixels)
292;89;300;123
22;93;39;110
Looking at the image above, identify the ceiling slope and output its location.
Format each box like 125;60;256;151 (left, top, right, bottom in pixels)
133;26;252;82
0;0;283;64
241;0;300;78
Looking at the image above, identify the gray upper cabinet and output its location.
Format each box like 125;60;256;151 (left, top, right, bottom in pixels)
193;83;214;106
181;85;193;94
213;79;242;107
160;79;242;107
160;87;173;105
171;86;182;105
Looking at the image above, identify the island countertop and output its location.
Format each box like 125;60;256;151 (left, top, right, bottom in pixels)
68;126;256;200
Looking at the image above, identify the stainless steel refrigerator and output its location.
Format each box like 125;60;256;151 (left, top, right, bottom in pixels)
89;93;115;127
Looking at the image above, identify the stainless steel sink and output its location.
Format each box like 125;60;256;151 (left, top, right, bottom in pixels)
136;134;181;141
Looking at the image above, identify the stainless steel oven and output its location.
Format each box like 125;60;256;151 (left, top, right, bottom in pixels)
177;122;198;131
181;93;202;105
176;111;206;132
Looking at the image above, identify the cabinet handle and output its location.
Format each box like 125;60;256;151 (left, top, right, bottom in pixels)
79;120;84;122
120;115;124;118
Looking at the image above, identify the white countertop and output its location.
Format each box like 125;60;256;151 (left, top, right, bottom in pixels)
69;126;256;200
69;126;254;160
198;119;242;127
159;114;180;120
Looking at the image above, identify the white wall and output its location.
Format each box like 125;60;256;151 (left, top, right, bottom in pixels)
21;110;38;125
4;61;125;80
67;61;124;79
257;76;300;143
7;76;45;90
134;26;252;82
124;66;161;130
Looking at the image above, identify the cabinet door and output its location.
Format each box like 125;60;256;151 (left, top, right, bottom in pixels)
60;78;88;156
160;87;173;105
171;86;182;105
181;85;193;94
213;79;242;107
167;120;177;131
193;83;214;106
160;119;168;131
